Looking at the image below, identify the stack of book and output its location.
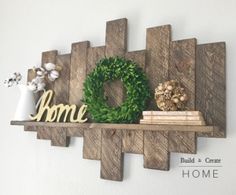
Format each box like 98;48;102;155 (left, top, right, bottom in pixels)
140;111;205;125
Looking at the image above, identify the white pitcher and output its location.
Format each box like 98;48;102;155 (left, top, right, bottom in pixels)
14;84;36;121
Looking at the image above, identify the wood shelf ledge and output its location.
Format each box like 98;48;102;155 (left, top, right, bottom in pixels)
10;121;214;132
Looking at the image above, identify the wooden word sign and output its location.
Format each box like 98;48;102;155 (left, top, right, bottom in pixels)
30;90;87;123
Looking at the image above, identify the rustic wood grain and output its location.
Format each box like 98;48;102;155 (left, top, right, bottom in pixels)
122;130;143;154
122;50;146;154
49;54;71;147
144;25;171;170
51;128;69;147
27;69;36;83
67;128;84;137
101;129;123;181
83;129;101;160
196;42;226;138
168;38;197;154
24;125;37;132
87;46;105;74
69;41;89;105
104;18;127;107
146;25;171;108
41;50;58;91
105;18;127;57
37;127;51;140
11;121;214;132
83;46;105;160
53;54;71;104
144;131;169;170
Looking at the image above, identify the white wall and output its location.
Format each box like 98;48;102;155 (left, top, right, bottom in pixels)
0;0;236;194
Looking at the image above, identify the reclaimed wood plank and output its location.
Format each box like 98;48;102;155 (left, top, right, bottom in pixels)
53;54;71;104
67;128;84;137
144;25;171;170
105;18;127;57
122;50;146;154
49;54;71;146
83;129;101;160
144;131;169;170
122;130;143;154
101;129;123;181
83;46;105;160
104;18;127;107
196;42;226;138
146;25;171;108
37;127;51;140
69;41;89;105
41;50;58;91
11;121;214;133
51;128;69;147
168;38;197;154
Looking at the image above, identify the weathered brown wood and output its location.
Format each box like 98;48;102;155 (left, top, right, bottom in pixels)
196;42;226;138
41;50;58;91
67;128;84;137
105;18;127;57
168;38;197;154
27;69;36;83
53;54;71;104
122;130;143;154
122;50;146;154
87;46;105;73
49;54;71;147
144;25;171;170
168;131;197;154
37;127;51;140
83;129;101;160
35;50;58;140
11;121;214;132
104;18;127;107
125;50;146;69
101;129;123;181
51;128;69;147
69;41;89;105
146;25;171;108
24;125;37;132
83;46;105;160
144;131;169;170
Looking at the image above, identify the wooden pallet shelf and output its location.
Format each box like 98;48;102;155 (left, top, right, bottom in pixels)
11;18;226;181
11;121;214;132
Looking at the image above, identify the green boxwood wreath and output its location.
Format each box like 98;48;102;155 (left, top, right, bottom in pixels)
83;57;151;123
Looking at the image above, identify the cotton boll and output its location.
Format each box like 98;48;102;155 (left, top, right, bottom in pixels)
44;63;56;71
37;82;46;91
27;82;37;92
33;76;44;84
48;70;59;81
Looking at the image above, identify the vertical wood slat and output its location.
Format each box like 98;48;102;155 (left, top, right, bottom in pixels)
100;19;127;180
36;51;58;141
101;129;123;181
50;54;71;147
144;131;169;170
168;38;197;154
146;25;171;108
69;41;89;105
41;50;58;91
68;42;89;148
83;46;105;160
25;69;37;132
196;42;226;138
122;50;146;154
144;25;171;170
104;18;127;107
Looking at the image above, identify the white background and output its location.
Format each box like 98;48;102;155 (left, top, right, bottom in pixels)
0;0;236;194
